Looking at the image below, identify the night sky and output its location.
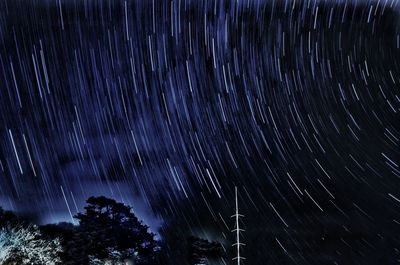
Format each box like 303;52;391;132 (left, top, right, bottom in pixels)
0;0;400;264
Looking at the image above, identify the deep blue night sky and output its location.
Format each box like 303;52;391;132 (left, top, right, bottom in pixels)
0;0;400;264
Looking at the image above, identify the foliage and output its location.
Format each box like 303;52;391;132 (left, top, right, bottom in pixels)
188;236;224;265
88;247;137;265
69;196;159;264
0;223;62;265
40;222;78;264
0;196;161;265
0;208;19;224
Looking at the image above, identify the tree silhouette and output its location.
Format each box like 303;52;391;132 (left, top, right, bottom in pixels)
188;236;225;265
74;196;159;264
0;207;21;225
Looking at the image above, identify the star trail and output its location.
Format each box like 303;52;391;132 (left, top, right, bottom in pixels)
0;0;399;264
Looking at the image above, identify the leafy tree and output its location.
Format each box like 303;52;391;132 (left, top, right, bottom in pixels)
0;224;62;265
0;208;19;224
40;222;78;264
74;196;159;264
88;247;137;265
188;236;224;265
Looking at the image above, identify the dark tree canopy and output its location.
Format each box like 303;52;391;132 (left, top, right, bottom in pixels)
74;196;159;264
0;207;21;225
1;199;161;265
188;236;225;265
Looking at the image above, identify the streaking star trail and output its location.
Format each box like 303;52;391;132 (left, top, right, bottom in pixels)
0;0;399;264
